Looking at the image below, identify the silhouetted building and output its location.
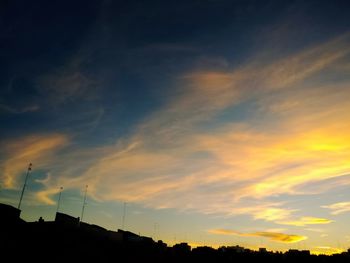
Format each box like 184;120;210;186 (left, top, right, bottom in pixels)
157;240;167;250
286;249;310;256
220;245;245;253
108;230;124;241
173;242;191;253
0;203;21;223
117;229;144;242
259;247;267;253
3;202;350;263
54;212;79;226
80;222;109;238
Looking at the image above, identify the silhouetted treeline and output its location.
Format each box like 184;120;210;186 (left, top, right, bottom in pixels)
1;203;349;263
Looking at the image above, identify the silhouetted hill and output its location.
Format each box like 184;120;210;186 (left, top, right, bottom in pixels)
1;203;350;263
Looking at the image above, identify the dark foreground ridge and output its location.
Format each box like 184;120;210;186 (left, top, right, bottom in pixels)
1;203;349;263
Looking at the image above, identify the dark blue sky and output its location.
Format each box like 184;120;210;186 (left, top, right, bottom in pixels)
2;0;349;144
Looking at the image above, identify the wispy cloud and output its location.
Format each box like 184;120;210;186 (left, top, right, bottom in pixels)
251;232;307;243
38;70;96;105
251;208;294;222
0;134;69;189
208;229;241;236
0;104;40;114
257;33;350;91
277;217;333;227
233;206;333;227
322;202;350;215
208;229;307;243
232;205;295;222
4;33;350;225
35;187;62;205
36;52;99;107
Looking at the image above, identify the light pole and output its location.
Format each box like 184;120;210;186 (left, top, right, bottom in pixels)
56;186;63;213
18;163;32;210
80;185;88;223
122;202;127;230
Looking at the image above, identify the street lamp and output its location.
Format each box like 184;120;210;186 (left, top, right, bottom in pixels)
18;163;32;210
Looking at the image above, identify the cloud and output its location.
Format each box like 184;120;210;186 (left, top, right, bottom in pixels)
0;134;69;189
11;32;350;223
233;206;332;227
304;228;326;233
228;205;297;222
208;229;241;236
35;187;62;205
257;33;350;91
38;71;95;105
251;232;307;243
0;104;40;114
322;202;350;215
277;217;333;227
36;52;99;107
251;208;295;222
208;229;307;243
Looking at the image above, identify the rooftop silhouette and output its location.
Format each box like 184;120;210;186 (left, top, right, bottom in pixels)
1;202;350;263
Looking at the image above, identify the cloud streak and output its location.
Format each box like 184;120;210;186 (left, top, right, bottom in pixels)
322;202;350;215
208;229;307;243
0;104;40;114
2;33;350;228
0;134;69;189
277;217;333;227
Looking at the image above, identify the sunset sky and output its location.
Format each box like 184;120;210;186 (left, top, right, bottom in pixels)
1;0;350;254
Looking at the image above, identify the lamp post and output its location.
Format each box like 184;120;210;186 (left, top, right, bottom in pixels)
122;202;127;230
80;185;88;223
18;163;32;210
56;186;63;213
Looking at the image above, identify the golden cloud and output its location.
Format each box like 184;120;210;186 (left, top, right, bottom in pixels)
252;208;294;221
208;229;307;243
277;217;333;227
208;229;241;235
36;188;62;205
250;232;307;243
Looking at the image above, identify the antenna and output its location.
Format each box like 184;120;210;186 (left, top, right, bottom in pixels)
56;187;63;213
153;222;159;241
18;163;32;210
80;185;88;223
122;202;127;230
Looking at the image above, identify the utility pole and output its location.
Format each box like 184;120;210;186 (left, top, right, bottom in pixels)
56;186;63;213
122;202;127;230
18;163;32;210
153;222;159;241
80;185;88;223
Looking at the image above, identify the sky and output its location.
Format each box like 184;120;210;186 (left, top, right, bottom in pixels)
1;0;350;255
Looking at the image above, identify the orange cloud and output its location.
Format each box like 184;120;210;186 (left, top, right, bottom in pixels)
250;232;307;243
36;187;62;205
0;134;69;189
208;229;307;243
208;229;241;235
